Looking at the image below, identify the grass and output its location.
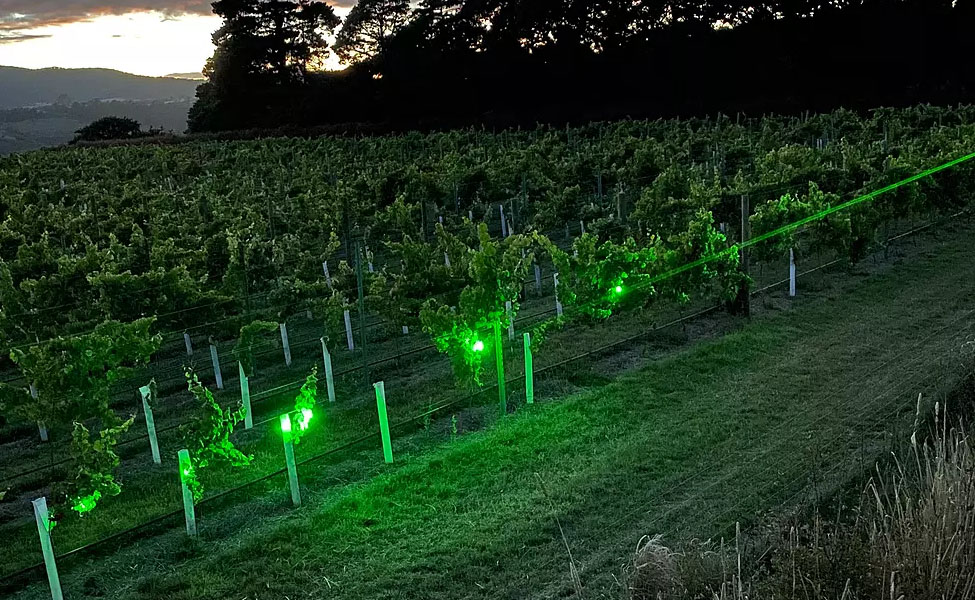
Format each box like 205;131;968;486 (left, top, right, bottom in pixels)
0;209;815;488
862;409;975;599
0;266;693;577
637;391;975;600
5;217;974;599
0;252;577;490
0;211;802;573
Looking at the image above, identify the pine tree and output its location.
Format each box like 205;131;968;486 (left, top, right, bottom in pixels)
333;0;412;64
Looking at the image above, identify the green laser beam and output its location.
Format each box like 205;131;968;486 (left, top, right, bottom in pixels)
469;149;975;337
644;150;975;287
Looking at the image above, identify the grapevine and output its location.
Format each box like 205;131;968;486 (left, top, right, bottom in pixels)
179;369;252;501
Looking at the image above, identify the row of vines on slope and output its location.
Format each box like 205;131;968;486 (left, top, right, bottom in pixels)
0;105;972;523
1;105;972;346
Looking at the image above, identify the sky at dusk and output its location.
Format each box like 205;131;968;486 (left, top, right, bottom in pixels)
0;2;353;77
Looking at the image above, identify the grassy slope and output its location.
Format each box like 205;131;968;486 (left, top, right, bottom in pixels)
13;225;975;600
0;269;673;575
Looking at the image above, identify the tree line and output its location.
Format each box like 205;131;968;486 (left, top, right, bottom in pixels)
188;0;975;132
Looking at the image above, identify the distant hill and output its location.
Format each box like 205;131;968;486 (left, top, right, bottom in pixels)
0;66;199;110
0;99;193;155
0;66;199;154
165;72;206;81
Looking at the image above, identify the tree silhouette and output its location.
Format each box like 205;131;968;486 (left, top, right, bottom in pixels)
262;0;341;77
206;0;339;83
72;116;149;143
189;0;339;131
188;0;975;132
334;0;413;65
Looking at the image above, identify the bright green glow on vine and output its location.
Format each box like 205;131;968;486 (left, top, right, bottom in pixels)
71;490;101;515
472;340;485;352
614;285;623;294
637;151;975;291
299;408;314;431
180;459;196;481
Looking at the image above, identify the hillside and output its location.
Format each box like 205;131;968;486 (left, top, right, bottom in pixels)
0;104;972;599
0;66;198;109
7;212;975;600
164;72;205;81
0;66;198;153
0;99;193;155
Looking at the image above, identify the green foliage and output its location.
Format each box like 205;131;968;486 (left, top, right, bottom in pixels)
63;416;135;516
291;368;318;445
661;209;744;305
556;234;664;319
1;318;161;429
180;370;252;501
383;222;476;327
0;385;30;425
749;180;878;267
754;144;828;188
633;166;721;236
88;266;231;331
71;116;152;144
535;184;584;232
749;190;815;263
420;224;535;387
307;249;386;339
423;317;487;387
1;105;973;395
233;320;279;377
803;183;852;262
144;378;159;410
541;209;740;322
263;233;343;322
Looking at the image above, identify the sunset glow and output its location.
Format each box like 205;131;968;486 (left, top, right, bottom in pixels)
0;13;220;77
0;6;351;77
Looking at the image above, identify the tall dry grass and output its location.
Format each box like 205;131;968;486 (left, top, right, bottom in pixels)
865;402;975;600
625;402;975;600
